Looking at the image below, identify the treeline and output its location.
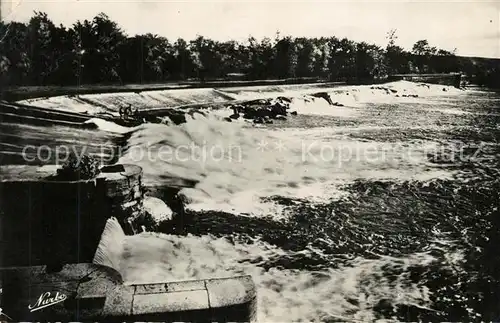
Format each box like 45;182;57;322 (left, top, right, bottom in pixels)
0;12;499;87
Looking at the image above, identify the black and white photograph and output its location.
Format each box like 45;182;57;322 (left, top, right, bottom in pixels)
0;0;499;321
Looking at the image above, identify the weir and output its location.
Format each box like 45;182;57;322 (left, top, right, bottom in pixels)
0;163;257;321
388;73;462;88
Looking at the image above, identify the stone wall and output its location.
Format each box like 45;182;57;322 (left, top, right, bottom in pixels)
1;164;150;267
97;164;146;235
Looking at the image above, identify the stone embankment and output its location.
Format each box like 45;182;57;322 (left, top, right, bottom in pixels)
0;263;256;322
1;164;257;321
1;163;179;267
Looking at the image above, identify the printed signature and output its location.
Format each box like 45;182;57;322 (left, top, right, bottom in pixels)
28;292;67;312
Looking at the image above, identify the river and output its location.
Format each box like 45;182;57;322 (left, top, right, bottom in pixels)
19;81;500;321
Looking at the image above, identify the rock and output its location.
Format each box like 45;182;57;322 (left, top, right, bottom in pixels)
223;117;232;122
245;99;269;106
243;107;258;119
256;108;271;118
275;116;287;121
390;89;398;93
277;96;292;103
291;111;298;116
373;298;394;318
333;102;344;107
231;105;245;114
270;103;287;117
81;122;99;130
139;114;161;123
187;110;207;118
229;113;240;119
311;92;334;105
143;196;173;223
165;111;187;125
443;88;447;92
253;117;264;124
160;117;171;125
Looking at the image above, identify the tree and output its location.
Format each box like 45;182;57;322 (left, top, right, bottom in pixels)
273;35;297;78
295;37;315;77
171;38;196;80
90;13;126;83
412;40;437;56
328;38;357;81
3;11;497;88
142;34;170;82
327;36;340;80
47;24;81;85
72;19;94;85
190;35;223;80
27;11;57;85
0;21;31;85
312;37;329;79
385;29;409;74
412;39;438;73
247;36;275;79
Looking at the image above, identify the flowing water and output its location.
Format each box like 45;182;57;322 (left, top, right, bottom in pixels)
89;82;500;322
93;217;126;271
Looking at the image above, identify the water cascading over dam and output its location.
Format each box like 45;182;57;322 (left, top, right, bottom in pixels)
92;217;127;272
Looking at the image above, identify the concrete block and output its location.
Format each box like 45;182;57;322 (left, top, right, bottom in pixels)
1;265;257;322
133;290;210;314
206;275;257;322
134;283;167;295
102;285;135;317
134;279;206;295
165;279;206;293
205;275;256;308
76;266;121;299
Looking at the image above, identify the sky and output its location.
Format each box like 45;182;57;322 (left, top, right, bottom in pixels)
2;0;500;58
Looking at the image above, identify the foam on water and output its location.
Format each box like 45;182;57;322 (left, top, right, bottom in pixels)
84;118;136;134
16;80;467;116
93;217;126;272
18;95;104;114
117;109;454;219
220;81;466;109
289;96;361;117
116;232;460;322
